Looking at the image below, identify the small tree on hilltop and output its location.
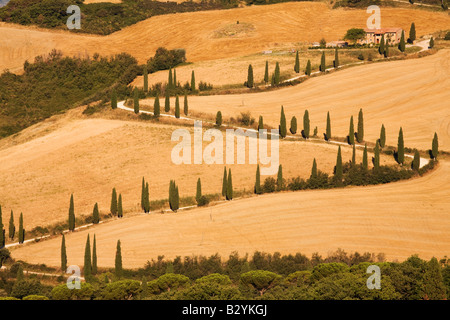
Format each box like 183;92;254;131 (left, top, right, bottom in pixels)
326;111;331;141
294;51;300;73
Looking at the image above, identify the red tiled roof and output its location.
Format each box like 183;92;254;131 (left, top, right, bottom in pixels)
364;28;403;34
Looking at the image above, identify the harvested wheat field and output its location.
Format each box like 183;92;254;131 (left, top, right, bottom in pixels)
0;107;390;231
1;3;450;72
156;49;450;151
10;159;450;268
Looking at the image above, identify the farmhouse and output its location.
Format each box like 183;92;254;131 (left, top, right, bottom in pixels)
328;41;348;48
361;28;403;45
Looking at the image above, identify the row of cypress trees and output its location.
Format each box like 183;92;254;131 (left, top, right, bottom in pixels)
0;206;24;247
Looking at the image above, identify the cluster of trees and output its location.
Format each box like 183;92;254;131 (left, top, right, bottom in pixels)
0;0;239;35
2;250;449;300
0;50;139;138
0;207;25;247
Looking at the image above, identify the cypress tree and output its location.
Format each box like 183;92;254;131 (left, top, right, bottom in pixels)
277;164;283;191
374;141;380;171
164;90;170;112
279;106;287;138
222;167;227;197
184;95;188;116
0;206;3;248
8;210;14;240
357;108;364;143
133;88;139;114
379;124;386;148
115;240;122;278
379;34;385;55
294;51;300;73
169;180;173;210
384;40;389;58
173;68;177;87
154;94;160;117
352;144;356;166
92;234;97;275
334;48;339;68
247;64;254;88
270;73;275;86
84;234;91;279
191;70;196;92
254;164;261;194
320;51;326;72
290;116;297;134
216;111;222;126
61;234;67;272
397;127;405;165
258;115;264;131
348;116;355;145
412;149;420;171
429;37;434;49
111;89;117;109
196;178;202;204
175;95;180;119
335;146;343;183
409;22;416;43
399;30;406;52
303;110;310;139
93;203;100;224
118;194;123;218
326;111;331;141
68;194;75;232
311;158;318;179
274;62;280;85
313;126;318;137
110;188;118;216
168;68;173;89
174;185;179;211
363;144;368;171
141;177;145;211
305;60;311;76
226;169;233;200
144;182;150;213
264;61;269;84
143;65;148;92
432;132;438;160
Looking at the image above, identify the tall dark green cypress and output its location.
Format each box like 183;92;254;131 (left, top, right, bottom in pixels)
397;127;405;165
196;178;202;204
168;68;173;89
290;116;297;134
111;89;117;109
303;110;310;139
191;70;196;92
334;48;339;68
384;39;389;58
226;169;233;201
154;94;160;117
174;184;179;211
363;144;368;171
165;90;170;113
61;234;67;272
93;203;100;224
279;106;287;138
352;144;356;166
320;51;326;72
254;165;261;194
143;65;149;92
305;60;311;76
8;210;14;240
374;141;380;171
175;95;180;118
92;234;97;275
412;149;420;171
399;30;406;52
311;158;318;179
216;111;222;126
144;182;150;213
409;22;416;43
326;111;331;141
274;62;280;85
222;167;227;197
173;68;177;87
357;108;364;143
264;61;269;84
118;194;123;218
348;116;355;145
141;177;145;211
429;37;434;49
335;146;343;183
133;88;139;114
68;194;75;232
84;234;92;279
379;34;385;55
184;95;188;116
247;64;254;88
115;239;122;278
277;165;283;191
258;115;264;131
294;51;300;73
379;124;386;148
432;132;438;160
110;188;118;216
